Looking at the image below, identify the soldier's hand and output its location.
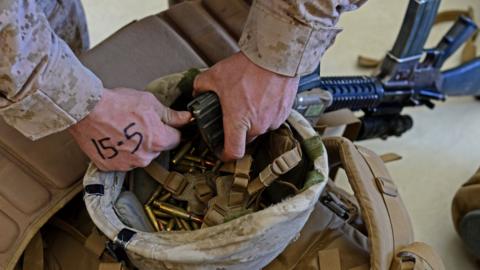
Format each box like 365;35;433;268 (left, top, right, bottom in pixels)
69;88;191;171
194;52;299;161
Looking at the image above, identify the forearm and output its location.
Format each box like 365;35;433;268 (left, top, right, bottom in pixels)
239;0;367;76
0;0;102;140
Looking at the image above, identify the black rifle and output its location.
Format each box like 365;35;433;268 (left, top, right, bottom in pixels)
188;0;480;155
298;0;479;140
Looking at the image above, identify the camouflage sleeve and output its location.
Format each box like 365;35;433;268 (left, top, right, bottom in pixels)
0;0;102;140
239;0;367;77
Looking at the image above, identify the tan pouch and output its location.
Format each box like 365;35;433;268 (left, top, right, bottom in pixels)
266;137;444;270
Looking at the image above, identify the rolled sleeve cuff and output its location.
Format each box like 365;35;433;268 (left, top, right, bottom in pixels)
239;2;342;77
0;41;102;140
0;84;101;140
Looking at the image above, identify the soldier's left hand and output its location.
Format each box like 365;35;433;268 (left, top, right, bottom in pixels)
193;52;299;161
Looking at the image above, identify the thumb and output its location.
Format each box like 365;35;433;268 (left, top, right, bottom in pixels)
161;107;192;128
193;71;217;96
152;122;182;151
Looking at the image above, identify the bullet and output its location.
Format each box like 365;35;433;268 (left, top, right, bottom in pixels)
144;206;160;232
146;185;163;205
212;160;222;173
174;217;184;231
152;209;171;219
157;192;171;202
158;221;165;231
191;221;200;230
179;218;192;231
204;160;216;167
172;141;193;164
166;219;175;231
157;219;169;225
152;201;203;223
184;154;202;163
200;148;209;158
183;155;217;168
178;160;207;170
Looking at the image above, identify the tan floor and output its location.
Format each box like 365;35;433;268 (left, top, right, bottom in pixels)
82;0;480;269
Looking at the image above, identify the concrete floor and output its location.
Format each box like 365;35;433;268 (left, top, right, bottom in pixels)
82;0;480;269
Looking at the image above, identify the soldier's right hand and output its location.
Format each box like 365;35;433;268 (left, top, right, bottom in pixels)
68;88;191;171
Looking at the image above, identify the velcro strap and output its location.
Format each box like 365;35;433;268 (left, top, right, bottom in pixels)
232;176;249;191
229;155;253;207
232;155;252;192
248;146;302;195
318;249;341;270
234;155;252;178
144;161;170;184
145;161;188;196
163;172;187;195
194;181;214;204
203;199;228;227
229;191;247;209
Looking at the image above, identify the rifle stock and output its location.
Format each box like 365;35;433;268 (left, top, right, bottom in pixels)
441;58;480;96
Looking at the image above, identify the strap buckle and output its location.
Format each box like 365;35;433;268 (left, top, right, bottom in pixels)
321;192;351;220
163;172;187;195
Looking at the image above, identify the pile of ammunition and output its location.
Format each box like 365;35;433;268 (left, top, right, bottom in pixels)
142;137;221;232
144;189;202;231
170;139;222;174
134;125;302;232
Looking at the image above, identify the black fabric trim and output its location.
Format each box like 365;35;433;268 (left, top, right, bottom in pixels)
106;228;137;263
84;184;105;196
116;228;136;248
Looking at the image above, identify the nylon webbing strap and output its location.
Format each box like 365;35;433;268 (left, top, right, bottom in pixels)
230;155;253;207
144;161;187;195
204;155;254;226
356;145;414;250
195;181;214;204
247;146;302;195
203;197;228;227
391;242;445;270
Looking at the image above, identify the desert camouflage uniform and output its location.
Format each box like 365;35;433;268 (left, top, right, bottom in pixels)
0;0;365;141
38;0;90;55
